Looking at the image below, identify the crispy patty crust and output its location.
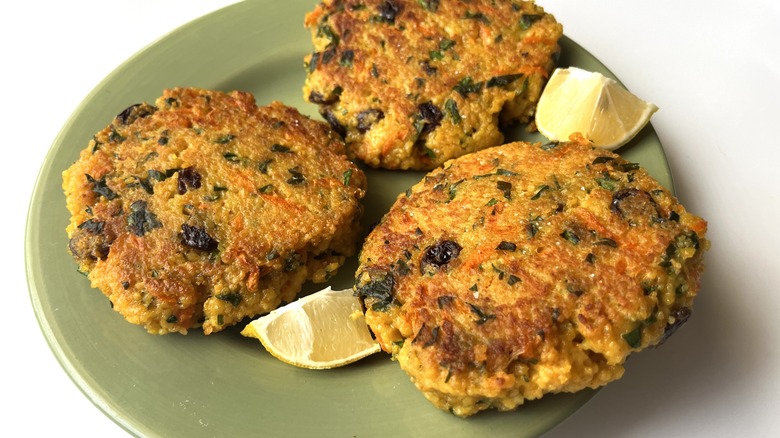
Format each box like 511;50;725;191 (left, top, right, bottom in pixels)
355;136;708;416
303;0;562;170
63;88;366;335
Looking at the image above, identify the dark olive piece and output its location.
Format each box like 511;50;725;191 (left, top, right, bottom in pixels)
417;102;443;135
610;188;661;221
377;0;400;23
319;108;347;138
177;167;202;195
421;240;462;271
181;223;218;251
420;60;438;75
356;109;385;133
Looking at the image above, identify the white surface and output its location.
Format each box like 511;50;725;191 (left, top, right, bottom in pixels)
4;0;779;436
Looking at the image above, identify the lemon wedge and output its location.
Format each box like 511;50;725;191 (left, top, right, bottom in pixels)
241;287;380;369
535;67;658;150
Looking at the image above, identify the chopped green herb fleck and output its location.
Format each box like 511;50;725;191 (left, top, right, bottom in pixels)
418;0;439;12
596;238;618;248
77;219;104;235
271;144;292;153
85;174;118;200
308;52;320;72
108;126;126;143
464;11;491;24
468;303;496;325
340;50;354;67
147;169;167;182
286;167;306;185
486;73;524;88
126;200;162;237
519;14;542;30
217;292;242;307
215;134;236;144
258;184;274;194
448;179;465;202
283;253;301;272
356;270;396;311
617;162;641;172
258;159;273;174
496;168;519;177
595;177;618;191
453;76;484;97
317;24;340;47
560;229;581;245
343;169;353;186
444;98;461;124
622;326;642;348
497;241;517;252
592;156;615;165
437;295;455;309
497;180;512;200
223;152;240;162
394;258;411;276
439;38;456;50
531;185;549;200
429;50;444;60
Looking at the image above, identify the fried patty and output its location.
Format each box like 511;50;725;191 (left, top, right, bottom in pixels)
63;88;366;335
355;136;709;416
303;0;562;170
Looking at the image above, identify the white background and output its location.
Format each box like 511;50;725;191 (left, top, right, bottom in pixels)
4;0;779;436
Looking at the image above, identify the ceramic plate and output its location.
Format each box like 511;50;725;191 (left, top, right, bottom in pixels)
26;2;671;437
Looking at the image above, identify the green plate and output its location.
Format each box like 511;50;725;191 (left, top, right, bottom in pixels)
26;2;671;437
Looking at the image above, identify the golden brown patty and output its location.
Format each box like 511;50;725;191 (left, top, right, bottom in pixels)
355;136;709;416
63;88;366;335
303;0;562;170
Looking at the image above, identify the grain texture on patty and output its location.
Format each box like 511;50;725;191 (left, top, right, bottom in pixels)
63;88;366;335
355;136;708;416
303;0;562;170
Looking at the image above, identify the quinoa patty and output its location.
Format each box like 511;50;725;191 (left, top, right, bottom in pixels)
355;136;709;416
63;88;366;335
303;0;562;170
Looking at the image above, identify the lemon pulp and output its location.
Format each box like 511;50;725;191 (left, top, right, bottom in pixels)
535;67;658;150
241;287;380;369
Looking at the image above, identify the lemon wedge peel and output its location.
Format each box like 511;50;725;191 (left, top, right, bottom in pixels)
241;287;381;369
535;67;659;151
